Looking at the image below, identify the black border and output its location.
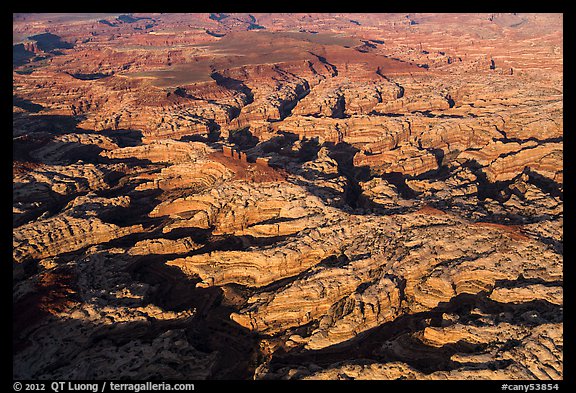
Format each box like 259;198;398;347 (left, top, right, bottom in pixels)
9;2;573;391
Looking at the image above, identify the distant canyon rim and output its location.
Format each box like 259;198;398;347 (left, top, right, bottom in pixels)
13;13;562;380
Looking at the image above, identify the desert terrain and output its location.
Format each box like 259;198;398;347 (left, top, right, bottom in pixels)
13;13;562;380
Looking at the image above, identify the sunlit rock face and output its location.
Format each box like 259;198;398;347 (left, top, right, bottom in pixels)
13;12;562;380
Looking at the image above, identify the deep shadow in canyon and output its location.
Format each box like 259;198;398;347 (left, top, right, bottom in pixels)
130;257;261;379
263;291;563;377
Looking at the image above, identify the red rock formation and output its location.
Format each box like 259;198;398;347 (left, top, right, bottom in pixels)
354;144;438;177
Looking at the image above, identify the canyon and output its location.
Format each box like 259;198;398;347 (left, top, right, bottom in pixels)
13;13;562;381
